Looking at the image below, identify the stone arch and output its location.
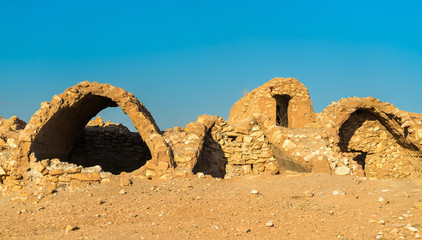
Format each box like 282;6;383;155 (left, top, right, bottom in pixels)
320;97;420;150
228;78;314;128
320;97;422;178
13;81;173;176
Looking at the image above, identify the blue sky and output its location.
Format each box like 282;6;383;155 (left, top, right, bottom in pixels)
1;0;421;131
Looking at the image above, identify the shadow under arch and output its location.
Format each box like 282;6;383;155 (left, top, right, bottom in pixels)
14;81;173;175
31;94;118;160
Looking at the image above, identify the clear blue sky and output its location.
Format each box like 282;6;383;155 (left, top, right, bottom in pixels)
1;0;421;131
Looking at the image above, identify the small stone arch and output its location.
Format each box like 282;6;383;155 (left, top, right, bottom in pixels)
13;81;173;176
322;97;422;178
323;98;419;150
228;78;314;128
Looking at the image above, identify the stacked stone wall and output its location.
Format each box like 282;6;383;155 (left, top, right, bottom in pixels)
68;124;151;174
196;118;278;178
165;116;278;178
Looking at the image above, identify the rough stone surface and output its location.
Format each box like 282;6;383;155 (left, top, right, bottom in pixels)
335;166;351;176
228;77;315;128
0;116;27;182
69;117;152;175
312;97;422;178
163;115;218;176
0;78;421;189
71;172;102;182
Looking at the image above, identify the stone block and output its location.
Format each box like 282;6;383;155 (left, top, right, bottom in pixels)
242;165;252;174
335;166;351;175
243;136;253;143
260;151;272;158
0;167;7;176
145;169;157;177
71;172;101;181
257;135;265;142
49;169;64;176
65;167;82;174
59;175;72;182
282;139;296;151
265;162;279;174
35;162;46;173
157;161;169;171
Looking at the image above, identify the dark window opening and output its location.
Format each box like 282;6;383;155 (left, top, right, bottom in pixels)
274;95;291;127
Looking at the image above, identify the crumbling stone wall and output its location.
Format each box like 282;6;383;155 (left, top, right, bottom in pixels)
0;116;26;182
28;158;105;189
165;116;279;178
202;117;278;178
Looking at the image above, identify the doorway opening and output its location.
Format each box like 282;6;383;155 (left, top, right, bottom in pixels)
274;95;291;127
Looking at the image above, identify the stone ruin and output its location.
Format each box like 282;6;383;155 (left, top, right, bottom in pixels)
0;78;421;189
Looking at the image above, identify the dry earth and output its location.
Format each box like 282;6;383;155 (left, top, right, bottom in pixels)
1;173;422;240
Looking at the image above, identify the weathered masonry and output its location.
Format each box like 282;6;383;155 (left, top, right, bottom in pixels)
0;77;421;187
9;82;172;184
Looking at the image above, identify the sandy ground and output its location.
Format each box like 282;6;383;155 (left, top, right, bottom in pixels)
1;172;422;240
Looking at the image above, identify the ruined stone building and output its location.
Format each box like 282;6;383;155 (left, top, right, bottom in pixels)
1;78;421;188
